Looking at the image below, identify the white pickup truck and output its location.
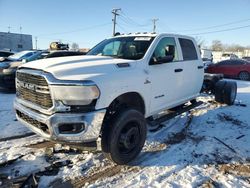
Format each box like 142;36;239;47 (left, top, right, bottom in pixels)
14;33;237;164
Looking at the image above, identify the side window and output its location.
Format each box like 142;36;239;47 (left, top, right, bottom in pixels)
179;38;198;61
21;52;34;60
230;60;244;65
152;37;179;63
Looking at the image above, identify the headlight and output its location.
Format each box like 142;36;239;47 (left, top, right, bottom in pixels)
51;85;100;105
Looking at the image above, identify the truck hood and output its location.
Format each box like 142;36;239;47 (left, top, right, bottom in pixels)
20;55;136;80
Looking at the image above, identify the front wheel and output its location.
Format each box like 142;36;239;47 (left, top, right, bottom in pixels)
101;108;147;165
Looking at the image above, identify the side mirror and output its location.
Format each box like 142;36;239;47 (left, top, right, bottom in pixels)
22;59;27;63
149;57;157;65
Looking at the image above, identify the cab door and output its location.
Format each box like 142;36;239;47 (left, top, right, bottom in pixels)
177;38;204;100
147;37;184;114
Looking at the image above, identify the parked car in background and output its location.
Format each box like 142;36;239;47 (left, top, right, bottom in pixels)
0;50;85;90
206;59;250;80
21;50;49;63
220;53;238;61
201;49;213;61
0;50;14;59
0;50;36;63
21;50;86;63
201;49;213;69
242;56;250;62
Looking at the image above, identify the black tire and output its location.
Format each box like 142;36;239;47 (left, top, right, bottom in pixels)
238;71;250;81
101;108;147;165
223;81;237;105
214;80;227;103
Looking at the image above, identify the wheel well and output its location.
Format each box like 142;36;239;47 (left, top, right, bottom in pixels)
108;92;145;115
239;70;249;74
102;92;145;126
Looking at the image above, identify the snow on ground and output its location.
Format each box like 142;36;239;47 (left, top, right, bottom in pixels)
0;90;31;139
0;80;250;188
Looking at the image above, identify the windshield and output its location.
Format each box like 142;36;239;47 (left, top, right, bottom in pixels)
8;51;34;61
87;36;155;60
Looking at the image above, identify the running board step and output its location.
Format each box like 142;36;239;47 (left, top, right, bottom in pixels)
147;101;203;131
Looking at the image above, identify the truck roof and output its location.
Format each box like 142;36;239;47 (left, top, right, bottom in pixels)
110;32;195;41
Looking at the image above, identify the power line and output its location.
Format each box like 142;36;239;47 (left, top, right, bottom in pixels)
120;11;151;27
188;24;250;35
116;23;128;33
157;21;177;33
181;18;250;32
119;16;136;26
119;15;151;28
120;12;141;26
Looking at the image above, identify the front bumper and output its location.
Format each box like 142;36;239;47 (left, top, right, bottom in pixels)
14;99;106;144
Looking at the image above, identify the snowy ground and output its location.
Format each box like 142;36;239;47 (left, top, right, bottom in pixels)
0;80;250;188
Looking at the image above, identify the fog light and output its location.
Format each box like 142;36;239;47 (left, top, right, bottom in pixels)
58;123;85;134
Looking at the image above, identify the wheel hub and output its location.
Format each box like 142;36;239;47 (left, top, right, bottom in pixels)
120;127;139;150
239;72;249;80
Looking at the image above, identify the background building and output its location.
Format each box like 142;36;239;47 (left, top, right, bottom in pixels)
0;32;33;52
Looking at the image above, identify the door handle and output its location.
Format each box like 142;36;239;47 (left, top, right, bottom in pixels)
174;68;183;72
197;66;204;69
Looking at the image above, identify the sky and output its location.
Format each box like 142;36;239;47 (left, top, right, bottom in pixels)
0;0;250;49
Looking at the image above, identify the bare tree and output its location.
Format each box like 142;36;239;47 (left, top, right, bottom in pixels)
211;40;223;51
71;42;79;51
226;44;245;52
195;36;205;48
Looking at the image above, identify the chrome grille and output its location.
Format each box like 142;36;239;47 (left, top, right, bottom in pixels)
16;71;53;109
16;72;48;86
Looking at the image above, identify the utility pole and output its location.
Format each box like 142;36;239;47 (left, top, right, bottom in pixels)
152;18;159;33
8;26;11;33
20;26;23;43
35;37;37;50
112;8;121;36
